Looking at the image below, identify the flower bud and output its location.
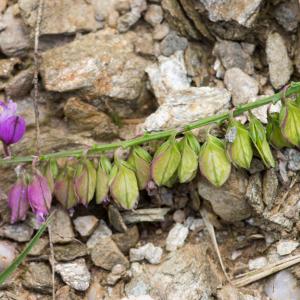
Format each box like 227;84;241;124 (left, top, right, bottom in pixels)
96;156;112;204
151;136;181;186
27;172;52;222
43;159;58;192
266;112;291;149
54;165;77;209
279;99;300;147
8;177;29;224
199;134;231;187
0;115;26;145
110;159;139;209
249;112;275;168
74;159;96;206
178;132;200;183
128;146;152;190
225;119;253;169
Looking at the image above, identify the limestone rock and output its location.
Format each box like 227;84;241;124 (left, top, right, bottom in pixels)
73;215;99;237
166;223;188;251
130;243;163;264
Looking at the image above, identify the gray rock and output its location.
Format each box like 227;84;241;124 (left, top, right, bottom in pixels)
248;257;267;270
19;0;99;35
266;32;293;89
166;223;188;252
28;237;49;256
91;237;129;270
55;258;91;291
246;173;264;215
112;225;140;254
198;168;251;222
0;223;33;242
50;208;75;244
122;208;170;224
144;5;164;26
0;6;30;56
274;0;299;32
107;264;127;286
199;0;262;27
130;243;163;264
213;40;254;74
23;262;52;294
91;0;117;20
108;205;128;233
277;240;299;256
54;241;87;261
153;22;170;40
73;215;99;237
0;241;16;272
286;149;300;171
160;32;188;56
184;217;204;232
86;220;112;249
224;68;258;106
0;58;19;79
262;169;278;210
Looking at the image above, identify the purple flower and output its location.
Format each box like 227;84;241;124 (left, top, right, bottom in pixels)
8;178;29;224
0;100;26;145
27;174;52;222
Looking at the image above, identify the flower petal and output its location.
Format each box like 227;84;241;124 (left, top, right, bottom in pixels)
0;115;26;145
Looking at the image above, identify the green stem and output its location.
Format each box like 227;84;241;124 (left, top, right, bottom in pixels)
1;82;300;166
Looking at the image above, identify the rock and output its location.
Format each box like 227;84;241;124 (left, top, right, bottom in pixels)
198;168;251;222
86;282;106;300
91;0;117;20
19;0;99;35
55;258;91;291
224;68;258;106
266;32;293;89
0;241;16;272
86;220;112;249
246;173;264;215
73;215;99;238
166;223;188;252
274;0;299;32
277;240;299;256
50;208;75;244
91;237;129;270
160;32;188;57
248;257;267;270
0;223;33;242
262;169;278;210
134;33;156;57
130;243;163;264
112;225;140;254
108;205;128;233
0;58;19;79
153;22;170;40
0;6;30;56
173;210;185;223
286;149;300;171
199;0;263;27
28;237;49;256
23;262;52;294
122;208;170;224
125;244;222;299
41;29;151;118
184;217;204;232
107;264;128;286
0;0;7;13
265;271;300;300
54;241;87;261
213;40;254;74
56;285;78;300
144;5;163;26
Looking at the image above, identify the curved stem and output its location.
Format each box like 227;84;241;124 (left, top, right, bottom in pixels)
1;82;300;166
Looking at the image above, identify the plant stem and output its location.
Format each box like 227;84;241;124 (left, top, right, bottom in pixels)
1;82;300;166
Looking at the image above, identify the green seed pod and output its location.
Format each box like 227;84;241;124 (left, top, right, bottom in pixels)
225;119;253;169
249;112;275;168
96;156;112;204
43;159;58;192
151;136;181;186
279;99;300;147
199;134;231;187
54;165;77;209
178;132;200;183
127;146;152;190
74;159;97;206
266;112;291;149
110;159;139;209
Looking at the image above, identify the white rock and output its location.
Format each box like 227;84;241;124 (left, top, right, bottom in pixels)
73;215;99;237
0;241;16;272
86;220;112;249
276;240;299;256
130;243;163;264
231;250;242;261
248;256;267;270
166;223;189;252
184;217;204;232
144;5;163;27
265;271;300;300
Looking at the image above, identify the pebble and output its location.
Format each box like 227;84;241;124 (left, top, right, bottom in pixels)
54;240;87;261
55;258;91;291
144;5;163;27
153;22;169;41
173;210;185;223
248;257;267;270
112;225;140;254
0;223;33;242
28;237;49;256
276;240;299;256
166;223;189;251
130;243;163;264
160;32;188;57
107;264;127;285
86;220;112;249
285;149;300;171
73;215;99;237
108;205;128;233
274;0;299;32
0;241;16;272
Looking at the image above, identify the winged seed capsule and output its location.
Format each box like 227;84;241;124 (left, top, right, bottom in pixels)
96;156;112;204
43;159;58;192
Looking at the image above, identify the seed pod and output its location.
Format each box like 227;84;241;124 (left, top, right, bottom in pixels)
8;177;29;224
279;99;300;147
266;112;291;149
248;112;275;168
225;119;253;169
27;172;52;222
43;159;58;192
151;136;181;186
199;134;231;187
96;156;112;204
128;146;152;190
178;132;200;183
74;159;96;206
54;165;77;209
110;159;139;209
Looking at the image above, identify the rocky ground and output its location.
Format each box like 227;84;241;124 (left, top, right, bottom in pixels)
1;0;300;299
